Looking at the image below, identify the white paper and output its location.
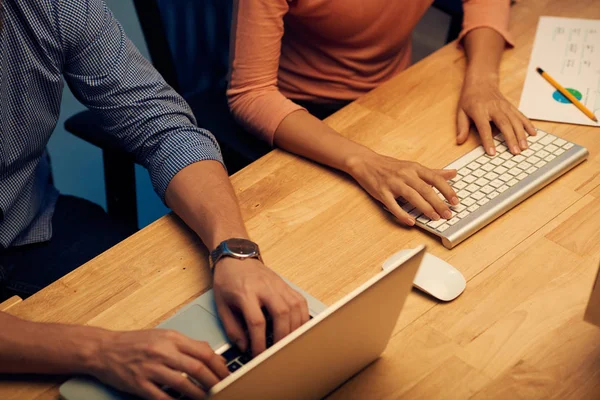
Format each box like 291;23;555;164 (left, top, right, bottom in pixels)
519;17;600;127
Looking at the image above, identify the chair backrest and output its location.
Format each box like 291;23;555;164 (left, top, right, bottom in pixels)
132;0;233;99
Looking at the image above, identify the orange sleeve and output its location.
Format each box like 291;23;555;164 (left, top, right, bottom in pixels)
227;0;306;146
458;0;514;47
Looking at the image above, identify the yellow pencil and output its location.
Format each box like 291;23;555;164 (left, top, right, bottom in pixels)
536;67;598;123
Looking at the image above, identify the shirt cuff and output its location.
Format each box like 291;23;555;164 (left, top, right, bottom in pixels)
457;25;515;48
149;128;224;202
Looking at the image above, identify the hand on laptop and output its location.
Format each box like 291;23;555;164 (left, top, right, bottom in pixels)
92;329;229;399
212;258;310;356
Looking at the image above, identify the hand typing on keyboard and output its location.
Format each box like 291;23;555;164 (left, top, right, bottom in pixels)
347;151;459;226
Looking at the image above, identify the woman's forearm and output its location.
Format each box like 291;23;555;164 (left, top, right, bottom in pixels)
273;110;374;174
463;27;507;83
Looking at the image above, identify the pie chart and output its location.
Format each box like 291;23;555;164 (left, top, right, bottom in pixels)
552;88;582;104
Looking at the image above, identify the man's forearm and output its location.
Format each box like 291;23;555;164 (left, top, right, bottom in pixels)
463;27;508;84
0;312;105;374
165;160;250;250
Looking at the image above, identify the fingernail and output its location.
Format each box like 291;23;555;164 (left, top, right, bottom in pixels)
407;218;415;226
487;147;496;156
451;196;459;205
442;210;452;219
432;213;441;221
511;146;520;154
520;140;528;149
236;340;246;352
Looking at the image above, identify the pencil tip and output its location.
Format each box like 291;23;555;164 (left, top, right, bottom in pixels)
536;67;544;74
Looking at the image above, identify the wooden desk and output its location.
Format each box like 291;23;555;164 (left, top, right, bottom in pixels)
2;1;600;398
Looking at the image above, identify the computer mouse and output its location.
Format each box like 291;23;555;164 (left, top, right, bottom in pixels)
382;249;466;301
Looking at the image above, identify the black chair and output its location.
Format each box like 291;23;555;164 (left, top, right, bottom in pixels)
432;0;464;43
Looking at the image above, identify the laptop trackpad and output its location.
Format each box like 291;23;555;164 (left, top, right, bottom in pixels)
159;305;229;350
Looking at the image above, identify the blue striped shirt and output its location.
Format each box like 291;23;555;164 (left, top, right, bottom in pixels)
0;0;223;248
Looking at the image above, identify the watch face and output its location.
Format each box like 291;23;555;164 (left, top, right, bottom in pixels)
225;238;259;257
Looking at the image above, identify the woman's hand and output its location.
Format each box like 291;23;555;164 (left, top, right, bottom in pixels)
345;151;458;226
457;76;536;156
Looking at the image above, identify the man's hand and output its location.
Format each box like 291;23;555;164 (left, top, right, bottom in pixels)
92;329;229;400
212;258;310;357
345;150;458;226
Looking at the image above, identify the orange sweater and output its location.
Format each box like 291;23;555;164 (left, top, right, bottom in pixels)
227;0;513;145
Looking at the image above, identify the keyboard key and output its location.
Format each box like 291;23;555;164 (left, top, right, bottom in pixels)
563;142;574;150
554;138;567;146
458;167;472;177
554;148;565;156
476;156;491;164
457;210;470;219
451;204;467;212
504;160;517;168
517;172;528;180
239;352;253;364
526;166;538;174
537;150;549;158
490;179;503;188
498;185;509;193
497;144;508;153
462;197;476;206
477;198;490;206
484;172;499;180
513;155;526;163
463;175;477;184
475;178;490;186
488;191;499;199
531;143;543;151
539;134;556;145
533;129;546;140
228;361;242;372
508;167;522;176
401;203;416;213
546;144;558;153
535;160;547;168
493;166;508;175
491;157;504;166
409;209;421;218
499;173;512;182
437;223;450;232
521;149;534;157
427;219;446;229
447;217;460;225
457;190;470;198
507;178;518;187
471;191;485;200
517;161;532;170
417;215;430;224
527;155;541;165
467;162;481;170
482;163;495;172
481;185;494;194
545;154;556;162
500;152;512;160
467;204;480;212
473;169;486;178
453;180;467;190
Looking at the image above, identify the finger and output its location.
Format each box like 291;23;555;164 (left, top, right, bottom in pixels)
169;353;224;388
296;291;310;325
150;366;207;400
491;113;520;154
175;336;229;381
456;109;471;145
517;108;537;137
410;178;452;220
507;111;528;150
471;112;496;156
399;185;440;221
284;290;305;332
240;298;267;356
261;292;291;345
381;192;415;226
420;169;459;206
215;300;248;353
432;169;457;180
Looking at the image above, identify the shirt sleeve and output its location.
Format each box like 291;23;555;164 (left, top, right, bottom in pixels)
57;0;224;202
459;0;514;47
227;0;306;146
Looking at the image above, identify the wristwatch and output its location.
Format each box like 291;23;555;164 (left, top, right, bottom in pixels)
209;238;262;271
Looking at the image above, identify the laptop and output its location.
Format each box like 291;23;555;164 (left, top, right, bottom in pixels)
60;245;426;400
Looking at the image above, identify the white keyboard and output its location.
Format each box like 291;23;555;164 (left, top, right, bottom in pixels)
398;129;588;248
